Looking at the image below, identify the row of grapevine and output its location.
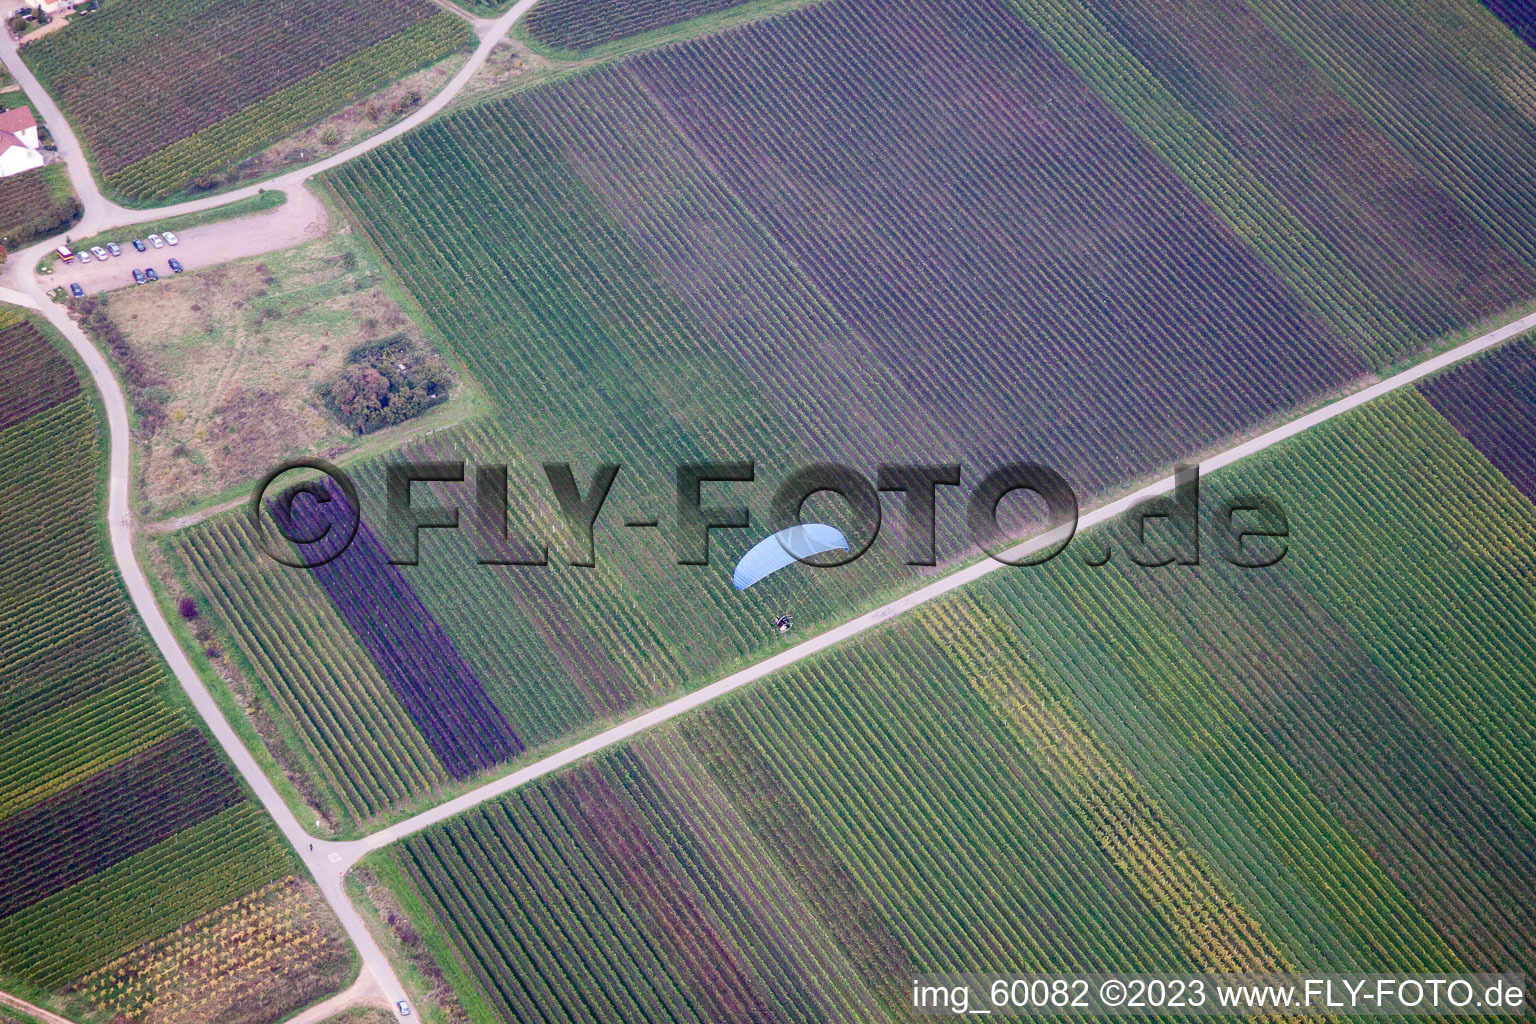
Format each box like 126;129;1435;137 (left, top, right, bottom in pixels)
523;0;747;52
174;515;449;823
275;483;522;779
0;729;243;919
26;0;455;175
1419;334;1536;500
104;14;472;202
0;804;293;988
0;317;296;995
1031;0;1534;361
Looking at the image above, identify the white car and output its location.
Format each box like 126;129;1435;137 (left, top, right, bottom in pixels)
396;1001;411;1016
148;233;164;249
77;249;91;263
162;230;179;246
90;246;109;260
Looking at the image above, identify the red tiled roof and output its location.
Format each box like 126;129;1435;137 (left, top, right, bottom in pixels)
0;107;38;136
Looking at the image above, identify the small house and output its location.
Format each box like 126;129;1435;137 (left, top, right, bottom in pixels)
0;107;45;177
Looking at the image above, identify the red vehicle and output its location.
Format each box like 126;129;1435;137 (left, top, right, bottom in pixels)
55;245;73;263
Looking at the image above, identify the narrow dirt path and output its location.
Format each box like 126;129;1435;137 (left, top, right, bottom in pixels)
0;989;80;1024
286;967;388;1024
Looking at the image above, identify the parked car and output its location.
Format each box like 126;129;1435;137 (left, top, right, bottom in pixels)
145;267;159;282
77;249;91;263
162;231;179;246
131;238;147;252
69;282;84;298
132;268;146;285
148;233;164;249
106;242;121;257
396;1002;412;1017
90;246;109;261
168;258;183;274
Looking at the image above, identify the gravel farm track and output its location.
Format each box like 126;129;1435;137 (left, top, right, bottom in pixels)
3;4;1536;1023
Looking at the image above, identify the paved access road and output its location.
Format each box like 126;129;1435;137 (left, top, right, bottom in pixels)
312;305;1536;868
0;0;519;246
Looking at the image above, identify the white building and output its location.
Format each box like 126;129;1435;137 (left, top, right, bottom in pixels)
0;107;46;177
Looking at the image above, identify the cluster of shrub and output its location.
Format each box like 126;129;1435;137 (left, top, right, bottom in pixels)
318;333;449;434
70;295;168;436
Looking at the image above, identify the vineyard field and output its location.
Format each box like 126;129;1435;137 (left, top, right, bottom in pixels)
0;313;302;1000
0;166;80;252
0;319;79;433
1480;0;1536;46
523;0;752;53
0;729;242;918
1028;0;1535;363
25;0;471;200
168;0;1536;825
277;484;523;780
77;876;351;1024
1419;333;1536;500
173;514;452;825
382;381;1536;1021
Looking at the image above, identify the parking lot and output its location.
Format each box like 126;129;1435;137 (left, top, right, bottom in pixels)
42;184;329;297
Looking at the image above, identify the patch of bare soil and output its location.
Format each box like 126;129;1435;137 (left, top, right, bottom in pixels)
455;37;563;104
103;232;425;517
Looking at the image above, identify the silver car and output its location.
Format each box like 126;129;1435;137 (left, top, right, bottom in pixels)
162;230;179;246
148;233;164;249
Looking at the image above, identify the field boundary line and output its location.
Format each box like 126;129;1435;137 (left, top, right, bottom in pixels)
340;304;1536;860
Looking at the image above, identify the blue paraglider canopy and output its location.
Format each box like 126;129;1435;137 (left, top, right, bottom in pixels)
733;524;849;590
